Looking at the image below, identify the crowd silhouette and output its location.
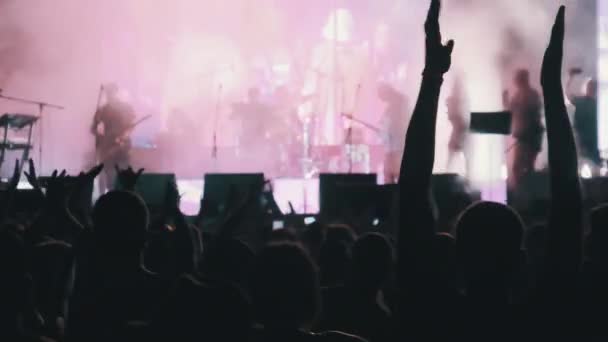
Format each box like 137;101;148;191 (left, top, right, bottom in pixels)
0;1;605;341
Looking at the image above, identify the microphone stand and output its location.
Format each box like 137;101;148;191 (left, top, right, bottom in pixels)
0;90;64;175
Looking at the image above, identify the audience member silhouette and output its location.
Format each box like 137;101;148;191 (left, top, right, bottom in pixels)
199;237;255;293
580;204;608;335
319;233;393;342
154;274;251;342
250;242;366;341
67;191;165;342
30;240;73;340
319;225;357;287
0;229;43;341
456;202;525;336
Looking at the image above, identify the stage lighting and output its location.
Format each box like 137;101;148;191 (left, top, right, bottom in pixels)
581;163;593;179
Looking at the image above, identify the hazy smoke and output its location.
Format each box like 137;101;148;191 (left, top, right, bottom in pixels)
0;0;597;178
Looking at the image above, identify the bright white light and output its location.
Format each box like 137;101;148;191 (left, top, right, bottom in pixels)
501;164;508;181
581;163;593;179
176;179;204;216
17;181;33;190
600;161;608;177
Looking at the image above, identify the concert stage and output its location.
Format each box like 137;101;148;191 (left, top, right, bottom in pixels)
0;0;603;211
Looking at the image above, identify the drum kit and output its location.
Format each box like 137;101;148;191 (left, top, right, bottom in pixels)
229;98;386;178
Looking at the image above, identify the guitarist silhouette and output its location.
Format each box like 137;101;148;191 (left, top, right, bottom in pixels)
91;83;139;193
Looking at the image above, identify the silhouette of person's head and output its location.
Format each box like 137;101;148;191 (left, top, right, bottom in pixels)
326;224;357;245
457;202;523;289
250;242;320;330
514;69;531;90
301;221;325;263
320;239;350;287
320;224;357;286
92;191;149;256
348;233;393;292
590;204;608;265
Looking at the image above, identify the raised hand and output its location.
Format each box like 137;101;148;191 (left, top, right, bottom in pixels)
84;164;104;180
396;1;454;335
46;169;69;203
540;6;583;296
73;164;104;201
24;158;42;192
115;166;144;190
424;0;454;76
541;6;565;89
8;159;20;191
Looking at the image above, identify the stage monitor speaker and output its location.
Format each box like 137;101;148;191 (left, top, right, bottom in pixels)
321;174;475;232
319;173;377;217
332;183;396;224
203;173;265;217
132;173;176;210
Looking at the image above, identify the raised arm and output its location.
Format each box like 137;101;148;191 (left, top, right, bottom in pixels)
397;0;454;331
398;0;453;267
540;6;582;282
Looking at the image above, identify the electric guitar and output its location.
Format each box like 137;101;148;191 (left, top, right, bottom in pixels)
96;115;151;162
